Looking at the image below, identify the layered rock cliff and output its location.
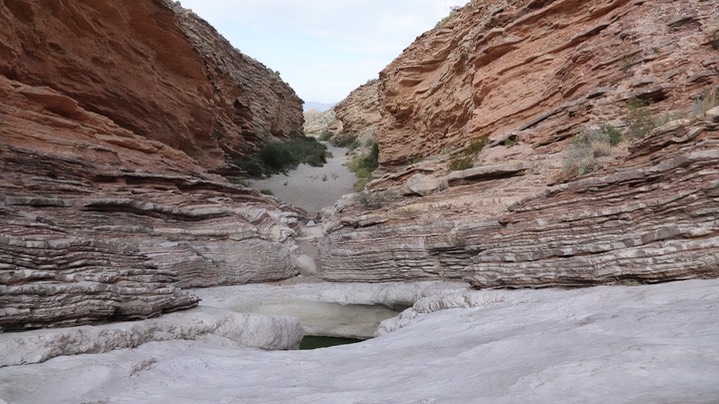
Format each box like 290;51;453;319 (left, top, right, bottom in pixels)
0;1;305;330
317;0;719;286
304;108;336;135
377;0;719;167
332;79;382;140
0;0;303;174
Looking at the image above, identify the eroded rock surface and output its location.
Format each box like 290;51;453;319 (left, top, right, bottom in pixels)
0;0;303;173
377;0;718;166
0;1;306;330
0;306;303;367
1;280;717;403
332;78;381;140
316;0;719;287
303;108;336;135
318;117;719;286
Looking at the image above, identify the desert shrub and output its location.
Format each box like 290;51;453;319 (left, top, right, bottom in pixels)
260;189;274;195
446;136;487;171
435;7;459;28
318;130;332;141
563;142;597;177
563;126;621;177
464;137;489;157
234;136;328;178
448;156;473;171
503;138;517;148
289;136;329;167
353;177;371;191
331;135;360;150
259;141;293;174
355;190;393;209
236;157;264;178
411;156;424;165
348;142;380;191
602;124;622;146
575;127;616;155
625;97;657;139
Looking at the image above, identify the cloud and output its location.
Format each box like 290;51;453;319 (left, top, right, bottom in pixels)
179;0;470;102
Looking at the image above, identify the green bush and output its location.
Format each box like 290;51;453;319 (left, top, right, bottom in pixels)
464;137;489;157
259;141;293;174
562;143;597;177
234;136;329;178
318;130;332;141
602;124;622;146
435;8;459;29
348;142;380;191
330;135;360;151
448;156;473;171
355;190;392;209
236;157;264;178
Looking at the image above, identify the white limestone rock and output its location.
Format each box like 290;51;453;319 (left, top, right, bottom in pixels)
0;280;717;403
0;306;303;367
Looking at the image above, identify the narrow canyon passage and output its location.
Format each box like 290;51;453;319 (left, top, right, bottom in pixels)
2;0;718;402
249;143;355;216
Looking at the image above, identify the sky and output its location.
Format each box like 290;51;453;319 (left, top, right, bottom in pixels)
179;0;470;104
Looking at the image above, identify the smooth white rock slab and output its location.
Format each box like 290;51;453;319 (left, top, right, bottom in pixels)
194;281;470;338
0;306;303;367
1;279;718;403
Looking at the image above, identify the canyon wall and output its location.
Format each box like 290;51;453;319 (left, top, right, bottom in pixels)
304;109;336;135
332;79;382;140
377;0;719;166
318;0;719;286
0;1;305;330
0;0;303;174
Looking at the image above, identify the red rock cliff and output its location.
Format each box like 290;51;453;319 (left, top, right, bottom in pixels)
317;0;719;287
377;0;718;166
0;0;305;330
0;0;303;173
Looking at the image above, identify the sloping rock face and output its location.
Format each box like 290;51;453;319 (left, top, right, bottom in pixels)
0;78;303;331
0;0;303;174
303;109;336;135
318;114;719;285
332;79;381;139
377;0;719;166
317;0;719;286
0;2;305;330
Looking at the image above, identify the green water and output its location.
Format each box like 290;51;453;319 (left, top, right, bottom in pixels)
299;336;364;350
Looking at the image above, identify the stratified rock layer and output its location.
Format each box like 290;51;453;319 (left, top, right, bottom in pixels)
319;113;719;286
317;0;719;287
377;0;718;166
0;1;306;330
332;79;381;139
0;0;303;173
303;109;336;135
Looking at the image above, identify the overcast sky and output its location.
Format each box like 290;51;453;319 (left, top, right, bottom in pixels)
179;0;470;104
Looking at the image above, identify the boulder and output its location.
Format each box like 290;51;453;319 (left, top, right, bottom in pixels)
405;174;447;196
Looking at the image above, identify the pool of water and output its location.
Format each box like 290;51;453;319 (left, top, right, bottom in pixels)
299;336;364;350
232;298;400;339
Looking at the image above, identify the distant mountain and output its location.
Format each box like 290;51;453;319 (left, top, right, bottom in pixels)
303;101;336;112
